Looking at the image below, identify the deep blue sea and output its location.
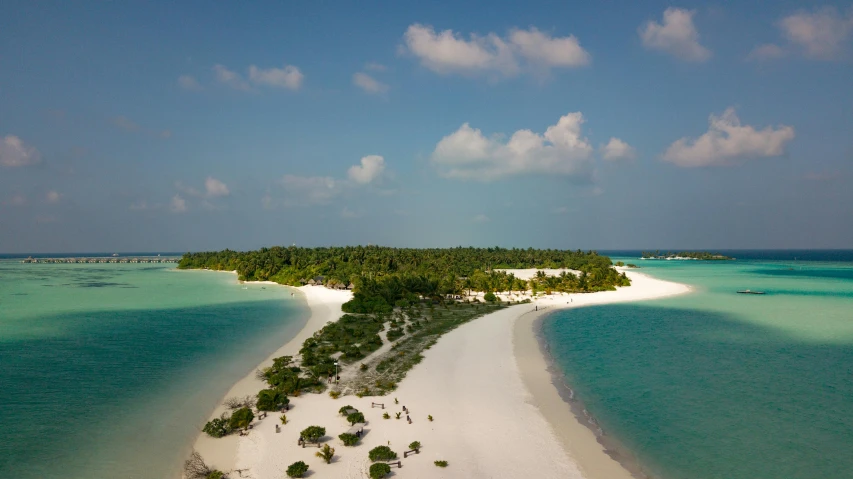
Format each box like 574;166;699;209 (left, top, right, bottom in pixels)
544;250;853;479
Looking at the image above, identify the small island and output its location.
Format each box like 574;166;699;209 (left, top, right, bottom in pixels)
640;251;734;261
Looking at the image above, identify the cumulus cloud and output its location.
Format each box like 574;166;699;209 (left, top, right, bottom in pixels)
0;135;41;167
178;75;202;90
472;214;491;223
112;116;141;132
639;8;711;62
401;24;589;77
431;112;594;181
601;138;636;161
663;108;795;167
45;191;61;203
204;177;230;197
213;64;251;90
2;194;27;206
276;175;339;206
779;7;853;60
170;194;187;213
249;64;304;90
353;72;389;94
347;155;386;184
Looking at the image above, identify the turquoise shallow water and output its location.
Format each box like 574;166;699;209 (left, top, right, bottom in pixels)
0;262;308;479
542;254;853;479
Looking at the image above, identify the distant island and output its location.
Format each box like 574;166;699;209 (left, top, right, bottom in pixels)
640;251;734;261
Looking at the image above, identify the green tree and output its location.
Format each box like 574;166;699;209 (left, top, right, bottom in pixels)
369;462;391;478
338;405;354;416
286;461;309;478
347;412;365;425
483;291;497;302
229;407;254;431
256;389;288;411
315;444;335;464
408;441;421;452
368;445;398;462
300;425;326;443
202;415;232;438
338;432;359;446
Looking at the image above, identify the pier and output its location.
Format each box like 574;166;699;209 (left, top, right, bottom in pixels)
20;256;181;264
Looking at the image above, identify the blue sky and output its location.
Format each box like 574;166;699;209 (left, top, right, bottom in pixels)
1;0;852;253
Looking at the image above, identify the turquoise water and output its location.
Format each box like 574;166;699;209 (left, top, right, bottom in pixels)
0;262;308;479
542;255;853;479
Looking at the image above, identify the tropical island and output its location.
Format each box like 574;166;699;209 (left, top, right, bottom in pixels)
181;246;690;479
640;250;734;260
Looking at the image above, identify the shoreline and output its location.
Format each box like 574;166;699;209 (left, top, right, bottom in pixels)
512;270;692;479
190;274;353;475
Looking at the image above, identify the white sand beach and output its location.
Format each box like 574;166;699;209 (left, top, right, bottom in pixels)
191;270;690;479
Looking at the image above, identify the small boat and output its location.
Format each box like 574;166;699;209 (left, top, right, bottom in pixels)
737;289;765;295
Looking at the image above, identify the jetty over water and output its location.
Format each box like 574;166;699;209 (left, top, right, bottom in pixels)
20;256;181;264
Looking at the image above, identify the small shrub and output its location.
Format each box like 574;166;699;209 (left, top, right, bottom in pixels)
206;471;225;479
202;414;232;438
395;412;401;419
286;460;309;478
300;425;326;443
368;445;398;462
360;363;368;371
382;412;390;419
256;389;288;411
279;414;287;425
394;398;399;404
434;460;448;467
369;462;392;479
329;390;341;399
408;441;421;451
339;405;354;416
484;292;497;302
315;444;335;464
347;412;365;425
228;407;254;431
338;432;359;446
427;415;433;422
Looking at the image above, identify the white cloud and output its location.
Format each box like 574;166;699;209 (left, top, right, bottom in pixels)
473;214;491;223
779;7;853;60
45;191;61;203
0;135;41;167
205;177;230;197
401;24;589;77
508;27;590;68
278;175;339;205
213;64;251;90
663;108;795;167
178;75;202;90
249;64;304;90
747;43;787;61
639;8;711;62
353;72;389;94
170;194;187;213
2;194;26;206
431;112;594;181
129;200;148;211
601;138;636;161
340;207;363;219
347;155;386;184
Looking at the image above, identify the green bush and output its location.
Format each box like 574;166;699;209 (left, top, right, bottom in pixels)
315;444;335;464
228;407;254;430
256;389;288;411
202;415;232;438
300;425;326;443
369;462;391;479
434;460;448;467
484;292;497;302
286;461;309;478
206;472;225;479
368;445;397;462
338;405;354;416
347;412;365;425
338;432;359;446
408;441;421;451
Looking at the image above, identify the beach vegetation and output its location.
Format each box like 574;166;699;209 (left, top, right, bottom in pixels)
382;412;390;419
369;462;392;478
395;412;401;419
315;444;335;464
300;425;326;443
202;413;233;438
408;441;421;451
347;412;365;425
223;395;255;410
229;407;254;430
286;461;309;478
183;450;227;479
434;460;448;467
339;405;354;416
280;414;287;425
339;432;360;446
368;445;398;462
428;415;433;421
483;291;497;302
329;390;341;399
256;388;288;411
